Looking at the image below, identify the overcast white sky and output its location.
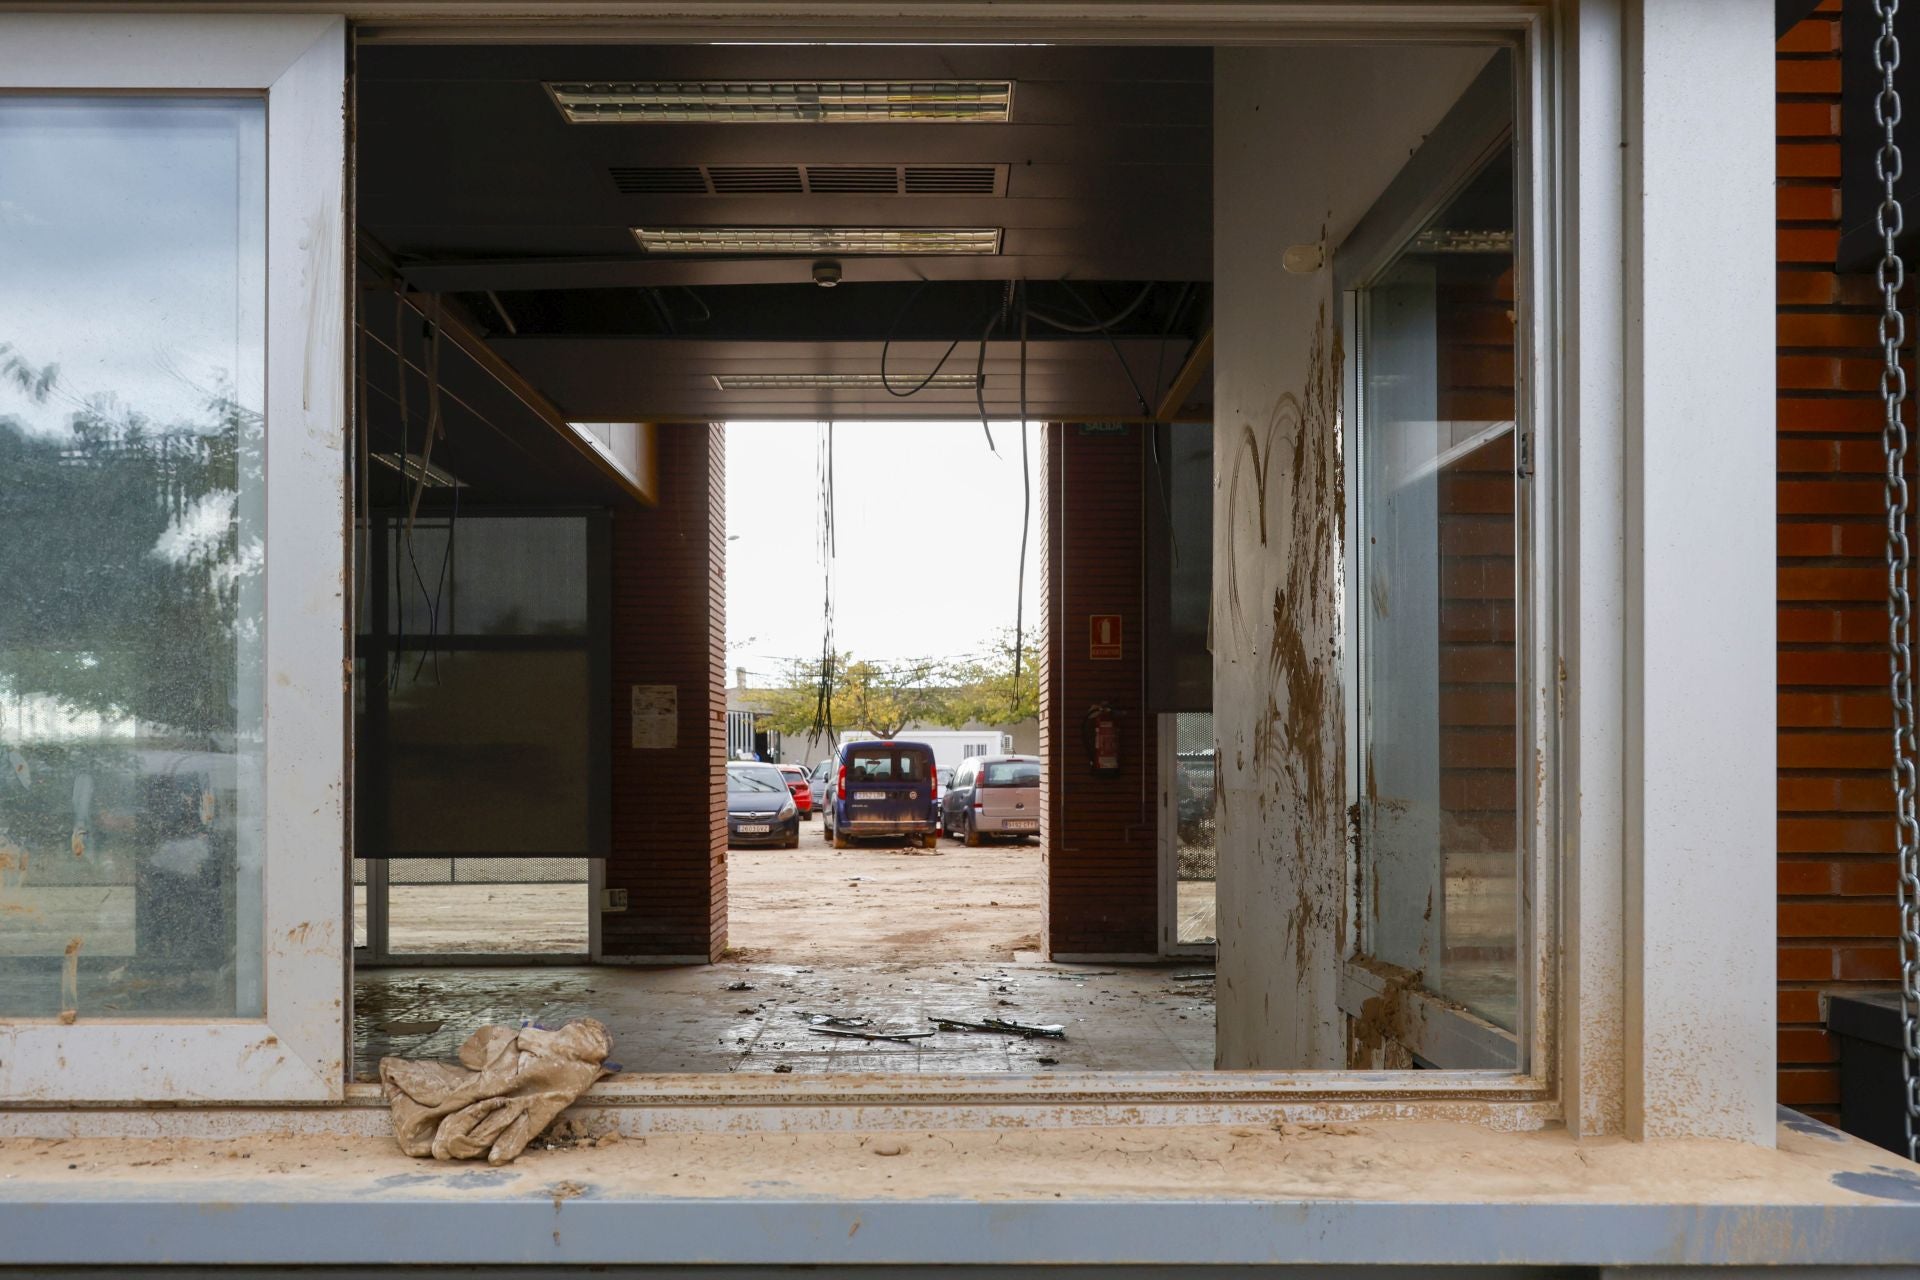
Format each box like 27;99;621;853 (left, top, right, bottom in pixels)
724;419;1043;682
0;99;261;438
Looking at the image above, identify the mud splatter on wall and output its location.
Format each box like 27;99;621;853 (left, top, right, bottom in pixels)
1212;45;1495;1069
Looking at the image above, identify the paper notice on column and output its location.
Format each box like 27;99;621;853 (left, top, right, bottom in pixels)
631;684;677;749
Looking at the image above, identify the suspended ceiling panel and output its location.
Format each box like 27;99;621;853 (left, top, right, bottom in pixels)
356;43;1213;423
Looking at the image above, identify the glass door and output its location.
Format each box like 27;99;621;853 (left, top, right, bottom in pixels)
1159;712;1217;955
0;16;347;1102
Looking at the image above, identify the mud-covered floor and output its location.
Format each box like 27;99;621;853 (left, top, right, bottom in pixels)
353;959;1216;1080
354;820;1215;1080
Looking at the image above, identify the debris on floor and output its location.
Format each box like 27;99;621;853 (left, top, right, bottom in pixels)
380;1017;613;1166
930;1015;1068;1040
809;1026;936;1043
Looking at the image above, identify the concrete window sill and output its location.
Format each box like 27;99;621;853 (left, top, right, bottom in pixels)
0;1113;1915;1267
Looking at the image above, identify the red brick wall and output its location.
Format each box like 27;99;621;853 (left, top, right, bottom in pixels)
1777;1;1905;1120
603;423;727;960
1435;259;1520;980
1041;423;1159;957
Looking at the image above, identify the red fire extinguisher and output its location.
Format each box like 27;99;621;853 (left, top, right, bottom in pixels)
1082;702;1122;777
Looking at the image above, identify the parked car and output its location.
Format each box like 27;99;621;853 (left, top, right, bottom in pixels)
807;758;834;814
777;763;813;818
726;762;799;848
942;754;1041;846
824;739;939;850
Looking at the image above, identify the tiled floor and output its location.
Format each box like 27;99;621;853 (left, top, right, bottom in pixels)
353;960;1216;1080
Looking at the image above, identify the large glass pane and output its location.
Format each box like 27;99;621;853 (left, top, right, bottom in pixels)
0;99;265;1019
390;517;588;638
383;652;591;856
1355;147;1519;1035
385;856;588;956
1171;712;1217;947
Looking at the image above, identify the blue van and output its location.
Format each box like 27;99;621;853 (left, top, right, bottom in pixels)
824;739;940;849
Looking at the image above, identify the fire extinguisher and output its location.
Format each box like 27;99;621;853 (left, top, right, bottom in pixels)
1082;702;1122;777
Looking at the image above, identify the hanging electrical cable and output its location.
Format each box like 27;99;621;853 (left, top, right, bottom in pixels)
1026;280;1157;335
976;308;999;457
880;279;969;397
1058;279;1153;418
1872;0;1920;1164
399;297;450;683
1013;282;1031;692
388;288;410;689
355;294;371;636
811;418;839;748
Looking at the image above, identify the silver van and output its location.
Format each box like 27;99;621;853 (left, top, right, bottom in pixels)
940;754;1041;845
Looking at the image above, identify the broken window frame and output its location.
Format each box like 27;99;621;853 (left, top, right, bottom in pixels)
1334;48;1551;1078
0;14;349;1104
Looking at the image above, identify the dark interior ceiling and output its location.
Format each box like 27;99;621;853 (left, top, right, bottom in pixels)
355;44;1213;428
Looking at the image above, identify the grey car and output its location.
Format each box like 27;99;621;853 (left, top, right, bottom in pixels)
941;754;1041;845
727;762;799;848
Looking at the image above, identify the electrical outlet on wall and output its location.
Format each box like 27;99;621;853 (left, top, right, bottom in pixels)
601;888;629;912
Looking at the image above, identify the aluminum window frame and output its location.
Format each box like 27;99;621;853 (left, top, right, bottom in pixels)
0;14;349;1104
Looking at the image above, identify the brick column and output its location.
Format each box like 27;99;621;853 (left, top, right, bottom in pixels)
1041;423;1159;959
1774;4;1904;1123
603;423;726;961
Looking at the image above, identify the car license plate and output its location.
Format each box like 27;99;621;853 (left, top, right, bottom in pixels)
1003;819;1039;831
737;824;770;834
854;791;885;801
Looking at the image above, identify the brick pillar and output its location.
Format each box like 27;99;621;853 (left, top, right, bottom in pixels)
1041;423;1159;959
1774;4;1904;1123
603;423;726;961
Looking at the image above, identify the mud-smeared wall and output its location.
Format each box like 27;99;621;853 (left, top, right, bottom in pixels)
1213;45;1495;1069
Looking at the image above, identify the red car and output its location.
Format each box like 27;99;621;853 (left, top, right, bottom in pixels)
778;763;814;818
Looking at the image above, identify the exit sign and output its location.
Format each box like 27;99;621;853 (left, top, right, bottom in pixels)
1089;614;1123;660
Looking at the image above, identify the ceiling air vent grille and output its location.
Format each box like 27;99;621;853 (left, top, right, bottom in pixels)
708;166;806;194
609;166;710;194
903;165;1001;195
804;166;902;194
609;163;1007;197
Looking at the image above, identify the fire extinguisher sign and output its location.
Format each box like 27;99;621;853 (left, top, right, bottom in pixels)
1089;614;1123;660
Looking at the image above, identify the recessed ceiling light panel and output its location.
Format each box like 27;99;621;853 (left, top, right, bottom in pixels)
634;226;1002;256
714;372;981;391
547;80;1014;124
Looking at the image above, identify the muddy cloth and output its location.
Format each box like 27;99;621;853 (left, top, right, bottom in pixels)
380;1019;612;1165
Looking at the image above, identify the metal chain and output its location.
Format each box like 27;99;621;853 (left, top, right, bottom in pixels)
1874;0;1920;1165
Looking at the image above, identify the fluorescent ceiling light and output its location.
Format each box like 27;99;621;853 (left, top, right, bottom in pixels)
634;226;1002;256
547;80;1013;124
714;372;981;391
372;451;464;489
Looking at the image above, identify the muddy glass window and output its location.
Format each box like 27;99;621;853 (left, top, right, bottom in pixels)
0;99;265;1018
1347;67;1522;1064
